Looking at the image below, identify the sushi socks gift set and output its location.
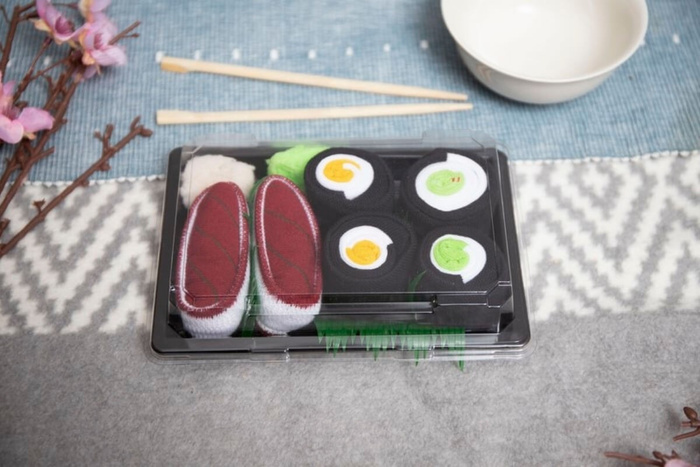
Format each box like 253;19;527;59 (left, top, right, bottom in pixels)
152;134;530;362
175;176;322;338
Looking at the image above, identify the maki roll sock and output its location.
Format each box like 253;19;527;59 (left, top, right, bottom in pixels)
253;176;323;335
415;226;499;292
175;182;251;338
304;148;394;230
323;213;417;294
401;148;490;235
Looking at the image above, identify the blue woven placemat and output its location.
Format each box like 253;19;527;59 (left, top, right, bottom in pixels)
1;0;698;181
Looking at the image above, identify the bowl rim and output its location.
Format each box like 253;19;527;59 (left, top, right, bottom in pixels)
440;0;649;84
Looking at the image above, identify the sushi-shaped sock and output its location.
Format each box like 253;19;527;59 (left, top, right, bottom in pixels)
323;213;417;294
400;148;490;235
415;226;499;292
180;154;256;208
266;145;329;191
175;182;250;338
253;175;323;335
304;148;394;230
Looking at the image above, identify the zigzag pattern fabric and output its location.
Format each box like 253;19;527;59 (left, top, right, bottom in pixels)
0;151;698;334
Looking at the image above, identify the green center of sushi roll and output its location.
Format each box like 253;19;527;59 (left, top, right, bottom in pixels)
426;169;465;196
432;238;469;272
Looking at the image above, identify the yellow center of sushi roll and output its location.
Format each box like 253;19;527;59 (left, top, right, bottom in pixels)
339;226;393;270
323;159;361;183
345;240;382;266
316;154;375;200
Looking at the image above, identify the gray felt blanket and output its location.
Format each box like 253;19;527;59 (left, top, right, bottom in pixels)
1;152;698;466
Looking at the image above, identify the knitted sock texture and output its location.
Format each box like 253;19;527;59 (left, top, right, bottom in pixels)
400;148;491;236
323;212;417;294
304;148;394;231
415;226;499;293
266;145;329;192
179;155;257;208
175;182;250;338
253;175;323;334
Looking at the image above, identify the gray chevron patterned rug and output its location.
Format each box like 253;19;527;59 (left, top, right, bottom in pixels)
1;152;699;465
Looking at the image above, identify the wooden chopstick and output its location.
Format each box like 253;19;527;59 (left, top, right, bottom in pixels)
156;103;473;125
160;56;468;102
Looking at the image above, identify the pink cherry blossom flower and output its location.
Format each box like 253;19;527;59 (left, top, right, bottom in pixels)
32;0;82;45
78;17;127;79
0;73;54;144
0;77;15;115
78;0;111;23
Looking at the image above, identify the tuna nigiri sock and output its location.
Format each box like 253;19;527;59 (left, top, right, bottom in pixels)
174;182;250;338
252;175;323;335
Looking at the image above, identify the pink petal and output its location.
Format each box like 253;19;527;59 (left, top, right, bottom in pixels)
666;460;697;467
82;65;98;80
91;0;111;13
37;0;78;43
2;81;15;96
0;114;24;144
54;16;76;38
79;0;110;18
16;107;54;133
81;18;115;50
36;0;49;17
92;16;118;39
42;1;64;28
0;80;15;114
92;31;105;50
91;45;127;67
81;29;96;50
5;106;19;120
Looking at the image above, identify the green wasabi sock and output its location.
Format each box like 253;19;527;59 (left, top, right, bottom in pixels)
266;145;329;191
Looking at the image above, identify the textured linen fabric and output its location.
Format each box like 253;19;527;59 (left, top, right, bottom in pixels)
0;153;699;465
0;0;698;182
0;0;698;463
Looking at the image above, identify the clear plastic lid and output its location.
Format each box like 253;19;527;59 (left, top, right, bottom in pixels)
151;132;531;363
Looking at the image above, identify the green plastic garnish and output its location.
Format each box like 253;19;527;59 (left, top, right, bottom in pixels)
432;238;469;272
266;145;329;191
314;319;467;365
426;169;464;196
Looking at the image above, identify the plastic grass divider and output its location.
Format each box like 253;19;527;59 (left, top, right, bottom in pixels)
315;319;467;363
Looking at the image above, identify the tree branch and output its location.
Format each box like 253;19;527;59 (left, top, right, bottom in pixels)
14;37;52;98
0;3;35;75
0;69;80;219
674;406;700;442
0;6;10;24
0;118;152;258
109;21;140;45
603;452;662;466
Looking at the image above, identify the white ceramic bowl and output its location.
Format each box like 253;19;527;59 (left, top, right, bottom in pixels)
441;0;648;104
